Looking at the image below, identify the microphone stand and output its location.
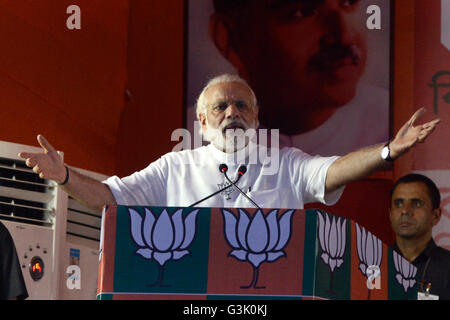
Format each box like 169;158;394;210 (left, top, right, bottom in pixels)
187;174;243;208
222;168;261;210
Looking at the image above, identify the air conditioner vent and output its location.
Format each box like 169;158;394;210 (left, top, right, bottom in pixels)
0;157;53;190
0;139;68;299
0;156;56;226
66;196;101;242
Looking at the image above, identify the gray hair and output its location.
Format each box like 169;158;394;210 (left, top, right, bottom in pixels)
195;74;258;120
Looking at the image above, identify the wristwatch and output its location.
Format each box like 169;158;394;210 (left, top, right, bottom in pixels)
381;142;394;162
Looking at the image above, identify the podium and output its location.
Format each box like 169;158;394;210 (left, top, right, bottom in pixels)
97;205;418;300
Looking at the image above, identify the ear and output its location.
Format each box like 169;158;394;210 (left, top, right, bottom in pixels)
209;13;248;78
388;207;394;222
431;208;442;226
198;112;208;134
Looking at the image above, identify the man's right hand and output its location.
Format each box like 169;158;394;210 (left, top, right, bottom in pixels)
18;135;67;184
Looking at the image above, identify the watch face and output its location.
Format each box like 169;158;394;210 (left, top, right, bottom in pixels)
381;146;389;159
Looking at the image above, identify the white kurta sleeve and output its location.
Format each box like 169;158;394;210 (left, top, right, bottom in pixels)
287;148;345;205
102;157;168;206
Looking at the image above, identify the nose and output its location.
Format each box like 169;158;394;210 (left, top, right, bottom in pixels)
319;7;354;46
225;103;241;119
400;203;414;217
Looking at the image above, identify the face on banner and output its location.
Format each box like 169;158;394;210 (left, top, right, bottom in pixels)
187;0;390;156
212;0;368;134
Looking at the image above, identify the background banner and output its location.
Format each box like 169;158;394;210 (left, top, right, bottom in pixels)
185;0;391;156
411;0;450;249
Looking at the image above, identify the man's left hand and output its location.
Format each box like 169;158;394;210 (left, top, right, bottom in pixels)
390;108;441;160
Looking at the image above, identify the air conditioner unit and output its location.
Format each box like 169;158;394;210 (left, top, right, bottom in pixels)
0;140;68;300
58;167;107;300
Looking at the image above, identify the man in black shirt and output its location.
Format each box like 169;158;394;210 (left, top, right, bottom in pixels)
390;173;450;299
0;221;28;300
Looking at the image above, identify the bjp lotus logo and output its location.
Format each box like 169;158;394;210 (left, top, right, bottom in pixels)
355;223;383;299
392;250;417;294
128;208;199;287
221;209;294;289
317;211;347;294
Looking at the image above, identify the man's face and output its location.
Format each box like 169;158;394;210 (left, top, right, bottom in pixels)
389;182;441;240
199;81;259;152
218;0;368;129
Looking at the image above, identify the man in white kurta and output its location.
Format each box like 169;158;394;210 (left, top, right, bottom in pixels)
19;74;440;214
104;141;344;209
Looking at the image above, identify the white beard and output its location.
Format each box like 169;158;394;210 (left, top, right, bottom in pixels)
204;119;256;153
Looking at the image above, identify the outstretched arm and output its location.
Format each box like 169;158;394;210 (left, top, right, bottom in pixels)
18;135;116;212
325;108;441;193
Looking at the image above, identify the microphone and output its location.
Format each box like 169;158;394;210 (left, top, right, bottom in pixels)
187;164;244;208
219;163;228;173
221;164;261;210
237;165;247;176
220;163;246;176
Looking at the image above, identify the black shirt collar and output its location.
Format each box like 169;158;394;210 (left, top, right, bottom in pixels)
420;238;438;258
393;238;438;262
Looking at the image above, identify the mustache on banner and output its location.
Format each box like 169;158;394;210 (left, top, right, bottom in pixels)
308;43;362;71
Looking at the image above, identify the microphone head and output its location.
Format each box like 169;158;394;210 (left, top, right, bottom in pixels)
219;163;228;173
238;165;247;176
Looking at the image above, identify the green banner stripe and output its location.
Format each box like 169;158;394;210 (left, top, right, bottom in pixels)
302;209;317;296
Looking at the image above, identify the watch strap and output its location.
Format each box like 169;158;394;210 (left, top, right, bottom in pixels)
383;142;394;162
